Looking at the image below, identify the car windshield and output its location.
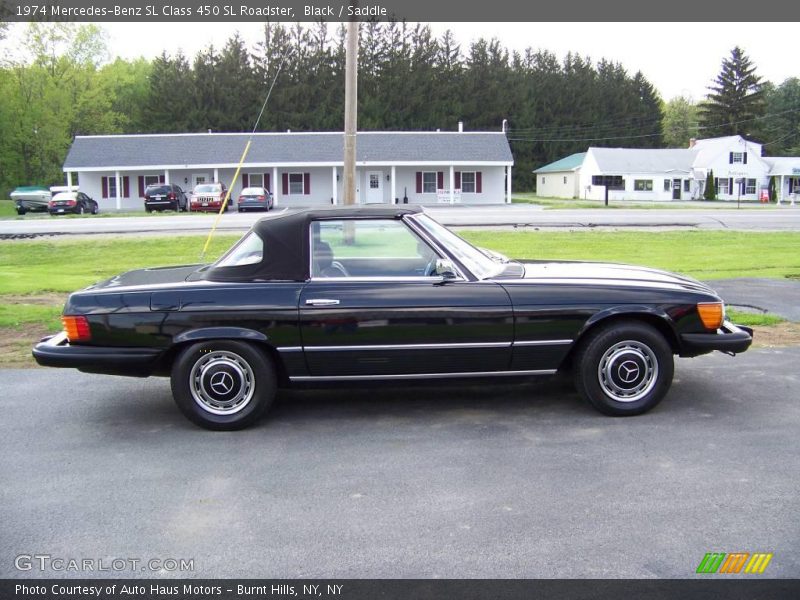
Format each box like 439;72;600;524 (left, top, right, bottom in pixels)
195;184;221;193
213;231;264;267
409;213;503;280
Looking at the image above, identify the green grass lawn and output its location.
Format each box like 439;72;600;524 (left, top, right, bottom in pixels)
460;230;800;280
726;309;785;327
0;231;797;335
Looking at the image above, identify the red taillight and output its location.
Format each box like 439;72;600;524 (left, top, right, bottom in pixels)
238;196;245;202
66;200;76;206
62;316;91;342
257;195;265;201
168;192;176;200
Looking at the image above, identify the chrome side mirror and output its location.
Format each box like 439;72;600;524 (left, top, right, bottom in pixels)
434;258;458;280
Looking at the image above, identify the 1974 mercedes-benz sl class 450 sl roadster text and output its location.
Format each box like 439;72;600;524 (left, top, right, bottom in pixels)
33;206;752;430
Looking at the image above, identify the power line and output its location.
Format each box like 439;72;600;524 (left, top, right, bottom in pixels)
507;106;800;143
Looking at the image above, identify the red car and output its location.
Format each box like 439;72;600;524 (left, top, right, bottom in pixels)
190;182;230;212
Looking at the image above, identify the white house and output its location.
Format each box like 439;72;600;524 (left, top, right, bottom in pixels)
534;136;782;202
61;131;514;211
763;156;800;202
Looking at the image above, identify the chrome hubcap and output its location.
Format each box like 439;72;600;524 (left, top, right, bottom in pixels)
189;350;255;415
597;340;658;403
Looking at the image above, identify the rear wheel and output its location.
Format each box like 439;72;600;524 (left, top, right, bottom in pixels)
573;321;673;416
16;207;26;215
170;340;276;430
78;205;85;215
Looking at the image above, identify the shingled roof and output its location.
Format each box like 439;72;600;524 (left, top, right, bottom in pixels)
63;131;514;170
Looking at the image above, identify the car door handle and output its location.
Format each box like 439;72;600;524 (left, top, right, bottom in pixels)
305;298;340;306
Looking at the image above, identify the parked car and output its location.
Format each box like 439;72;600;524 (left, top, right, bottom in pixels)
10;186;52;214
33;206;752;430
48;191;98;216
237;186;273;212
190;182;229;212
144;183;188;212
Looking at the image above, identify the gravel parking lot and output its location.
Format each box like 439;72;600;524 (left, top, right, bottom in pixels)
1;347;798;579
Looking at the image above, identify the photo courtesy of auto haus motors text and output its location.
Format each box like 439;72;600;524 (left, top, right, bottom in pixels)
13;583;345;597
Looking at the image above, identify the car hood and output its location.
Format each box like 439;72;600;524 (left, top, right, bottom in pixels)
517;260;718;295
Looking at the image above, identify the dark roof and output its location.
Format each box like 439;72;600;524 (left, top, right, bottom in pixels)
205;205;423;282
64;132;513;169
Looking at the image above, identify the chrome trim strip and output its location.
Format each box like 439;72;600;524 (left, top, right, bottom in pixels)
513;339;573;347
277;346;303;353
290;369;557;382
304;341;511;352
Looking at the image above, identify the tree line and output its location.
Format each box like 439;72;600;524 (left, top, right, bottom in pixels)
1;23;796;199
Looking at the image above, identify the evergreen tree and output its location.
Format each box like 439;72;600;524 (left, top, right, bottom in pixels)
704;170;716;201
768;177;776;202
700;47;765;138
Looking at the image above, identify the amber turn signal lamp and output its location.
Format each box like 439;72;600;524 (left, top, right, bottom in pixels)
62;315;91;342
697;302;724;330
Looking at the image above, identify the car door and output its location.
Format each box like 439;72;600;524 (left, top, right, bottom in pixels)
298;218;514;378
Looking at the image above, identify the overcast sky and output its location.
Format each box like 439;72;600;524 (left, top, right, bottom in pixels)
4;21;796;102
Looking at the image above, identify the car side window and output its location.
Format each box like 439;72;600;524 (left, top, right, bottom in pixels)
310;219;441;279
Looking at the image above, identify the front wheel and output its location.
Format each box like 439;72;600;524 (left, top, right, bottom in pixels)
170;340;277;430
573;321;674;416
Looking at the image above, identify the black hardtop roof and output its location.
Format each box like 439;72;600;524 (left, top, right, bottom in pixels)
206;205;424;282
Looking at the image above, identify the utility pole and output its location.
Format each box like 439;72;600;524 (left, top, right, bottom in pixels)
343;16;358;206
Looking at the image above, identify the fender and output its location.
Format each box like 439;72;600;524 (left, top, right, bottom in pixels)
576;305;681;350
173;327;270;345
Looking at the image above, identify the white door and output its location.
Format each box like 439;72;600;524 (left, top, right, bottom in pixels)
192;174;209;190
366;171;384;204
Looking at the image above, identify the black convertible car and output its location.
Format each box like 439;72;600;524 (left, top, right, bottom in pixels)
33;206;752;430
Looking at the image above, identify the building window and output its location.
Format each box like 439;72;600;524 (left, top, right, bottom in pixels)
731;152;744;164
107;177;118;198
746;178;756;194
684;180;690;192
664;180;671;192
288;173;304;195
248;173;263;188
461;172;476;193
144;175;160;187
541;176;546;185
422;172;437;194
563;176;567;184
717;178;729;195
634;179;653;191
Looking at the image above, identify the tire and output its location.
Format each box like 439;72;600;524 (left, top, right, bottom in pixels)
16;208;26;215
170;340;276;430
573;320;674;416
92;205;98;214
78;205;85;215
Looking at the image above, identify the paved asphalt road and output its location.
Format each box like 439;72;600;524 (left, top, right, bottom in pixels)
709;278;800;322
2;205;800;236
1;347;798;579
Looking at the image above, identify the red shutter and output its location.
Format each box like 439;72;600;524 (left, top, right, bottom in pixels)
101;177;108;199
282;173;289;195
437;172;444;190
138;176;144;198
476;172;483;194
454;171;461;189
159;174;165;183
122;176;130;198
416;172;422;194
264;172;271;191
241;174;249;188
304;173;310;195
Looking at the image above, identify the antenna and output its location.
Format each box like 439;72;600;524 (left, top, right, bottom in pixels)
199;47;291;260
